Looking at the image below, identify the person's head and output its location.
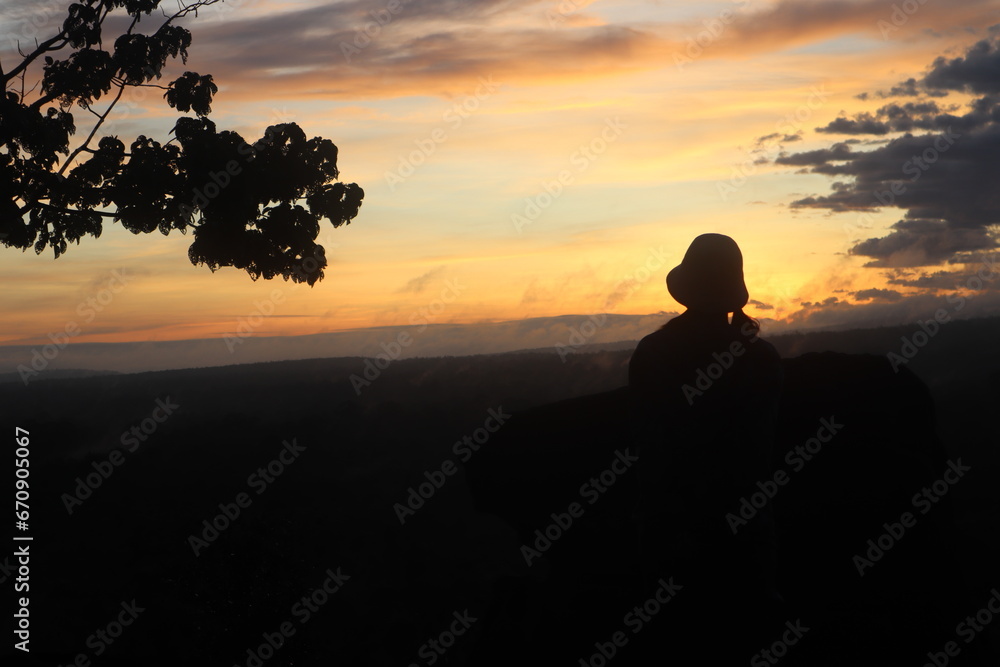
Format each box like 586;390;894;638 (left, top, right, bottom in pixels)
666;233;759;335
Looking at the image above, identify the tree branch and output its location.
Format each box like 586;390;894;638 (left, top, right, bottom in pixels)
2;33;69;87
158;0;226;31
28;91;61;111
22;201;119;218
59;82;127;176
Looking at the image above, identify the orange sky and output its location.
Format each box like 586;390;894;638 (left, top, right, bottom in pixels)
3;0;1000;350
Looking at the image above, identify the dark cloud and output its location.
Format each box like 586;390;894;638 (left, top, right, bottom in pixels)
786;124;1000;264
852;288;903;302
815;99;994;136
800;296;840;309
888;269;971;289
849;220;997;268
886;255;1000;290
775;141;854;166
884;77;921;97
778;39;1000;267
817;113;891;135
873;77;948;99
748;299;774;310
785;289;1000;329
924;38;1000;94
815;41;1000;139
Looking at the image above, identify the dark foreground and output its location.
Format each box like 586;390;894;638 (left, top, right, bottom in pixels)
2;318;999;666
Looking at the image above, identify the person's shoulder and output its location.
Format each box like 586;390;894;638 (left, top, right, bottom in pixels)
630;322;680;371
631;330;660;362
743;335;781;368
637;327;669;345
750;336;779;358
635;319;678;347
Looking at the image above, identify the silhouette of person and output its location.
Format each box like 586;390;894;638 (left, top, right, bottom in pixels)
627;233;784;660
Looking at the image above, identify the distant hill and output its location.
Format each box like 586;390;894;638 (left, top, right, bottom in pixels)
1;314;996;665
0;367;120;384
5;313;998;387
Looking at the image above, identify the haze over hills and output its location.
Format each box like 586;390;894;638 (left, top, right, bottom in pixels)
3;311;1000;382
3;311;997;665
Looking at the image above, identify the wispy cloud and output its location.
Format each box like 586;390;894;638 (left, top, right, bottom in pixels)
395;265;446;293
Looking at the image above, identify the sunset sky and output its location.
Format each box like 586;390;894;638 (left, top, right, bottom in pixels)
3;0;1000;363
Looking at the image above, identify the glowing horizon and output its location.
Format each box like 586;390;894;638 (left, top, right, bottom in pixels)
3;0;1000;351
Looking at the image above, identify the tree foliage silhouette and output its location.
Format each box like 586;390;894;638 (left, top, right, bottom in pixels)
1;0;364;285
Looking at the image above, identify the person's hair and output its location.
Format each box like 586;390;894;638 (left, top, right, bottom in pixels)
731;308;760;337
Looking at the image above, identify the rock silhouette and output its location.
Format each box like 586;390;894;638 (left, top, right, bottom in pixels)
466;352;986;666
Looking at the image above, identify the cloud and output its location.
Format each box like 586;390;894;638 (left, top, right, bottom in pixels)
180;1;666;102
518;277;555;307
852;288;903;301
924;38;1000;94
785;287;1000;330
777;38;1000;267
164;0;1000;105
815;102;948;136
887;257;1000;290
849;220;997;267
786;252;1000;327
775;142;855;166
395;265;446;294
685;0;999;58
